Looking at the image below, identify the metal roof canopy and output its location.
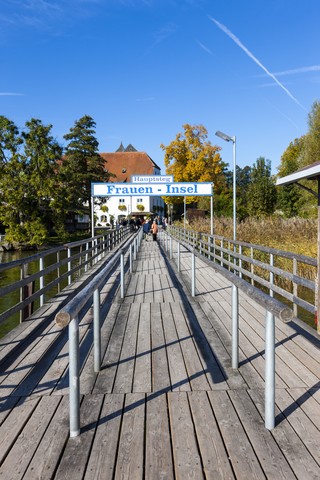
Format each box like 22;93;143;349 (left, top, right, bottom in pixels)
277;161;320;334
276;161;320;188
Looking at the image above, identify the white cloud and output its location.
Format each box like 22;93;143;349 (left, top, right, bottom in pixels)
197;41;212;55
209;16;306;111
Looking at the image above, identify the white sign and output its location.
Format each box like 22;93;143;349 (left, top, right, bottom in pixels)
131;175;173;183
92;182;213;197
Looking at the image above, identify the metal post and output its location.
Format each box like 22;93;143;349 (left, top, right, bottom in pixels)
210;187;214;236
69;316;80;437
129;243;133;273
120;249;125;299
39;257;44;307
68;248;72;285
91;196;95;239
293;258;298;316
184;196;186;229
93;288;101;373
191;248;196;297
270;253;274;297
170;236;172;259
265;310;275;430
232;284;239;369
177;242;180;272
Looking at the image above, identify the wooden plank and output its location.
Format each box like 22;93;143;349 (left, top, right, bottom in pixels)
161;303;190;392
191;302;245;390
143;274;154;302
54;394;104;480
113;303;140;393
84;394;124;479
153;273;164;302
188;391;235;479
0;396;40;465
93;303;130;394
123;273;139;304
170;302;211;391
145;393;174;479
134;273;146;303
168;391;205;479
274;388;320;466
133;303;151;393
0;396;61;480
151;303;171;392
249;388;320;479
160;274;175;302
114;393;145;480
23;396;70;480
228;389;296;479
208;390;265;479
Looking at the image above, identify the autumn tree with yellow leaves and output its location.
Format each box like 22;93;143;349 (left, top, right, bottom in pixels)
160;124;226;206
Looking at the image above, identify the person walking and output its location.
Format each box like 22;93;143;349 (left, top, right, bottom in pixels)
151;220;158;241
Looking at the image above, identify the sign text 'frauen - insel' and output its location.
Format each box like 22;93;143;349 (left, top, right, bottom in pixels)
92;182;212;197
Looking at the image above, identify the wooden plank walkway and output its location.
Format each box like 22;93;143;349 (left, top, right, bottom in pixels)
0;232;320;479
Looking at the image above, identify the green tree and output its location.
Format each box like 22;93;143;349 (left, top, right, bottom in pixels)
276;137;305;217
160;124;225;205
0;117;63;244
247;157;277;217
61;115;110;226
302;100;320;167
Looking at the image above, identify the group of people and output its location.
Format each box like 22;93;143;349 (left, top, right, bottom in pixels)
142;217;159;241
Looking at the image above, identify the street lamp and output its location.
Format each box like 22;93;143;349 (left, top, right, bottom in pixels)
215;130;237;241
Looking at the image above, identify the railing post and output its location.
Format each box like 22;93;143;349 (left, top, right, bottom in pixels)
191;248;196;297
69;315;80;437
120;249;125;299
68;247;72;285
270;253;274;297
265;310;275;430
93;288;101;373
293;258;298;316
39;257;44;307
239;245;242;279
232;284;239;369
250;246;254;285
169;236;172;259
85;242;89;272
177;242;180;272
57;251;61;293
129;243;133;273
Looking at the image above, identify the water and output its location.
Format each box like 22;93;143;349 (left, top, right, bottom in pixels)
0;249;69;338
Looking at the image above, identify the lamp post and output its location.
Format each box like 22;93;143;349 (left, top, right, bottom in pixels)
215;131;237;241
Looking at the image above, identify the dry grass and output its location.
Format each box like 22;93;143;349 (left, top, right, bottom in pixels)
184;216;317;259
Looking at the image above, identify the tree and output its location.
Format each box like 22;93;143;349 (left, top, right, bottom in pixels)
276;137;305;217
247;157;277;217
302;100;320;167
160;124;225;205
0;117;63;244
61;115;110;225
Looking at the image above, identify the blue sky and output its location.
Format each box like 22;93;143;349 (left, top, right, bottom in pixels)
1;0;320;175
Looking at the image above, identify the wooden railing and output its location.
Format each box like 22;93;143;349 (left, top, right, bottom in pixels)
168;225;316;325
0;227;130;326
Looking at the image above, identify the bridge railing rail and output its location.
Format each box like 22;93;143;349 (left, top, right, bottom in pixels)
168;225;316;323
160;229;294;430
0;227;130;327
54;228;143;437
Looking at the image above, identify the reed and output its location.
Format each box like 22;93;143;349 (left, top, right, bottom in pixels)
180;216;317;283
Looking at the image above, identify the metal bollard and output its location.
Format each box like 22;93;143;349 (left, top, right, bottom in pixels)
120;249;125;298
69;316;80;437
232;284;239;369
93;288;101;373
265;310;275;430
191;248;196;297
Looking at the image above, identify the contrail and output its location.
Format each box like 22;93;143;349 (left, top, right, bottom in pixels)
273;65;320;77
209;16;306;111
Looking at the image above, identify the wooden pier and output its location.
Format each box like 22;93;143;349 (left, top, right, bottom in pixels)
0;236;320;479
